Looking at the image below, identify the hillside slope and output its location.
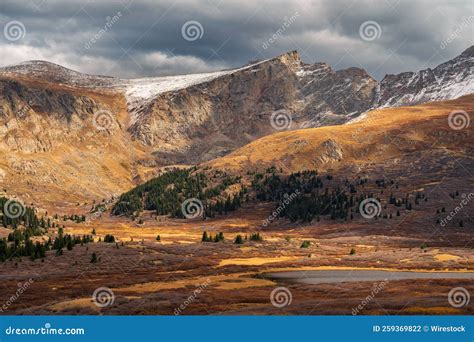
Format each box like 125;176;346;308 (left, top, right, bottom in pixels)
206;95;473;174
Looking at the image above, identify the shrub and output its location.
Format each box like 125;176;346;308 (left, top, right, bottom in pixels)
234;234;244;244
202;231;210;242
104;234;115;243
249;233;262;241
300;241;311;248
90;252;98;263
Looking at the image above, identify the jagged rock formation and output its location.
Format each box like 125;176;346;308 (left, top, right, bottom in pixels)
374;46;474;108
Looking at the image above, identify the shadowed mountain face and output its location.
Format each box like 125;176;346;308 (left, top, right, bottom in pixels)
0;48;472;205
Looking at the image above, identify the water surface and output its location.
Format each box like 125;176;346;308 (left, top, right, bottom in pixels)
260;270;474;284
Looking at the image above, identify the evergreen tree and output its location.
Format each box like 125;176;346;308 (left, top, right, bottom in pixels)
234;234;244;244
300;241;311;248
90;253;98;263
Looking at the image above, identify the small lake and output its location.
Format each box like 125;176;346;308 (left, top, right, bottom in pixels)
260;269;474;284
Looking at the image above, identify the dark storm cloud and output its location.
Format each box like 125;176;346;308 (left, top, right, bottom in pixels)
0;0;472;79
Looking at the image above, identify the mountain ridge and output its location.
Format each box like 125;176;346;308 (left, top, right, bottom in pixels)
0;47;472;208
1;46;471;134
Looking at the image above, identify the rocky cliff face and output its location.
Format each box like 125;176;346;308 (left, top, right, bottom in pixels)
0;74;133;205
297;64;377;126
374;46;473;108
125;51;379;163
0;78;104;152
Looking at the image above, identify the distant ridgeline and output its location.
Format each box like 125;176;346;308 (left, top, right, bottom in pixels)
112;166;427;223
112;167;246;218
0;197;93;262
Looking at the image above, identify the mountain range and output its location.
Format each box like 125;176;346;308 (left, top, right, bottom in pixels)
0;46;472;206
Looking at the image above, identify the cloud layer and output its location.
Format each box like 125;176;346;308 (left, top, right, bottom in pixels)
0;0;472;79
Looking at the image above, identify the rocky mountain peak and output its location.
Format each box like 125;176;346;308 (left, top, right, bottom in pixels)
374;45;473;108
460;45;474;57
273;50;302;69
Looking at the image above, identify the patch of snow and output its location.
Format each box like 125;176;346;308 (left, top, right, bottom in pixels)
120;58;272;124
345;112;369;124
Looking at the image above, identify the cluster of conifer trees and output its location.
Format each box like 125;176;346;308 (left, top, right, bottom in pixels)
111;168;245;219
0;197;95;262
107;165;430;225
0;227;93;262
251;169;424;223
234;232;263;244
1;197;45;235
201;231;224;242
251;170;360;222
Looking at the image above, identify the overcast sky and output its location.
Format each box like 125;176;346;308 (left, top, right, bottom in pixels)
0;0;472;79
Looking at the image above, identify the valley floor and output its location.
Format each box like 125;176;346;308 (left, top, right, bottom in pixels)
0;96;472;315
0;201;472;315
